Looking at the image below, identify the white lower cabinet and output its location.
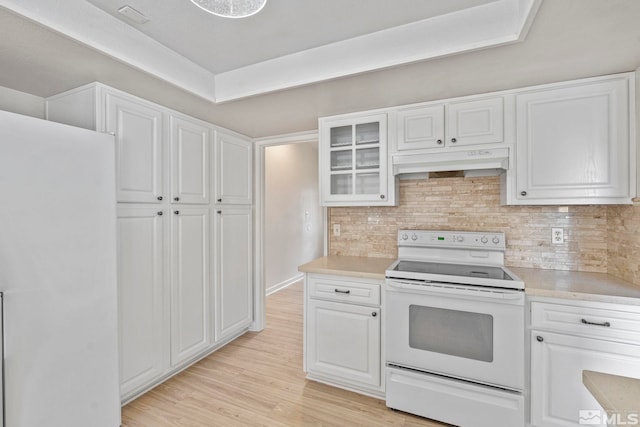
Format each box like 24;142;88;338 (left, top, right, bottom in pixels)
307;299;381;387
116;207;167;398
529;299;640;427
170;207;210;366
215;207;253;342
304;274;383;397
118;203;253;402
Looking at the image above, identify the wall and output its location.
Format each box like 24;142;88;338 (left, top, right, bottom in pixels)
329;175;615;274
0;86;44;118
265;143;324;293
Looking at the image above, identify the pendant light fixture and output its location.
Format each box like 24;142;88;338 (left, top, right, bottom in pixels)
190;0;267;18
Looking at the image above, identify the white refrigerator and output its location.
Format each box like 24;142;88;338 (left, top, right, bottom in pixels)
0;110;121;426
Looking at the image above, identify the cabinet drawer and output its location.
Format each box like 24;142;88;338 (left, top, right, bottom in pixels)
308;277;381;306
531;301;640;343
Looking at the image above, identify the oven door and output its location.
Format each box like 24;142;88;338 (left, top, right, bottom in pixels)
386;279;524;391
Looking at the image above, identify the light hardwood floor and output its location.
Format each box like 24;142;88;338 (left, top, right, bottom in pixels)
122;281;449;426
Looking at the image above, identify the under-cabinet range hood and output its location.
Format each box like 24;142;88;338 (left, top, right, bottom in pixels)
392;147;510;177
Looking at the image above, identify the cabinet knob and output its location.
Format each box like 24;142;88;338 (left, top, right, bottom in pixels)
380;195;385;200
217;198;222;203
157;211;163;216
536;335;544;342
174;210;180;215
451;138;457;143
520;191;527;196
157;196;163;201
217;210;222;214
174;197;180;201
436;139;443;145
371;312;377;317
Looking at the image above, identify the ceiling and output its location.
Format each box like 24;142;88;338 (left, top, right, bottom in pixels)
86;0;497;74
0;0;639;138
1;0;537;102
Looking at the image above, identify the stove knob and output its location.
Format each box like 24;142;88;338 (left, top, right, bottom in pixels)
411;234;418;241
492;236;500;244
480;236;488;244
456;235;464;242
401;233;409;241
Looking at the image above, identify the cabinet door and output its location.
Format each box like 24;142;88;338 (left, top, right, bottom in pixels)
515;78;630;203
106;92;164;203
215;131;252;205
170;116;210;205
320;113;391;206
446;97;503;146
170;207;210;366
215;207;252;342
530;331;640;427
117;207;166;397
306;299;381;388
396;105;445;150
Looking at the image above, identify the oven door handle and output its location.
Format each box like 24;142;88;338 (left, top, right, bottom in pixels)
386;280;523;301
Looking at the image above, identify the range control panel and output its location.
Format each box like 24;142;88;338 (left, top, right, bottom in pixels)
398;230;506;250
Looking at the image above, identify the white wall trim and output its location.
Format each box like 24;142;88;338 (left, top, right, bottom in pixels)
266;273;304;296
252;130;319;332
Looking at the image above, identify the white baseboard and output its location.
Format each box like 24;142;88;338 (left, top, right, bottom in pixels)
266;273;304;296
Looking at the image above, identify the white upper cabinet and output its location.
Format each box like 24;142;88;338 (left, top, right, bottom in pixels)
106;93;164;203
447;97;504;147
319;113;396;206
215;131;253;205
395;96;505;152
169;115;210;205
510;74;635;205
396;105;445;150
46;84;219;205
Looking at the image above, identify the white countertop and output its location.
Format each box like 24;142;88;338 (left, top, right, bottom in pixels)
511;267;640;305
298;256;395;280
299;256;640;304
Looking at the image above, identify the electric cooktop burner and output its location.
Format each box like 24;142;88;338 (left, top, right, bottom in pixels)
386;229;524;290
390;260;515;281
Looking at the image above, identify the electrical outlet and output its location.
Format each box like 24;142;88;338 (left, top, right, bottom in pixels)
552;228;564;244
333;224;341;237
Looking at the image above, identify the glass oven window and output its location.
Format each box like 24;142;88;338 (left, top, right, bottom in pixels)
409;305;494;362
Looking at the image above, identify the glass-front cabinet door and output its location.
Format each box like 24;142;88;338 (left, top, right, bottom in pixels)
320;113;394;206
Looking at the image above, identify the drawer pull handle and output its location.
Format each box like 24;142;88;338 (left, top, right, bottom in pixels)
581;318;610;327
334;288;350;294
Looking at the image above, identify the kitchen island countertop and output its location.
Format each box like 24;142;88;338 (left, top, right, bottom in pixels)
583;370;640;423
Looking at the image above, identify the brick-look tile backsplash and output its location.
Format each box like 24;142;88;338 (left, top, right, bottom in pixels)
329;176;618;274
608;201;640;285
